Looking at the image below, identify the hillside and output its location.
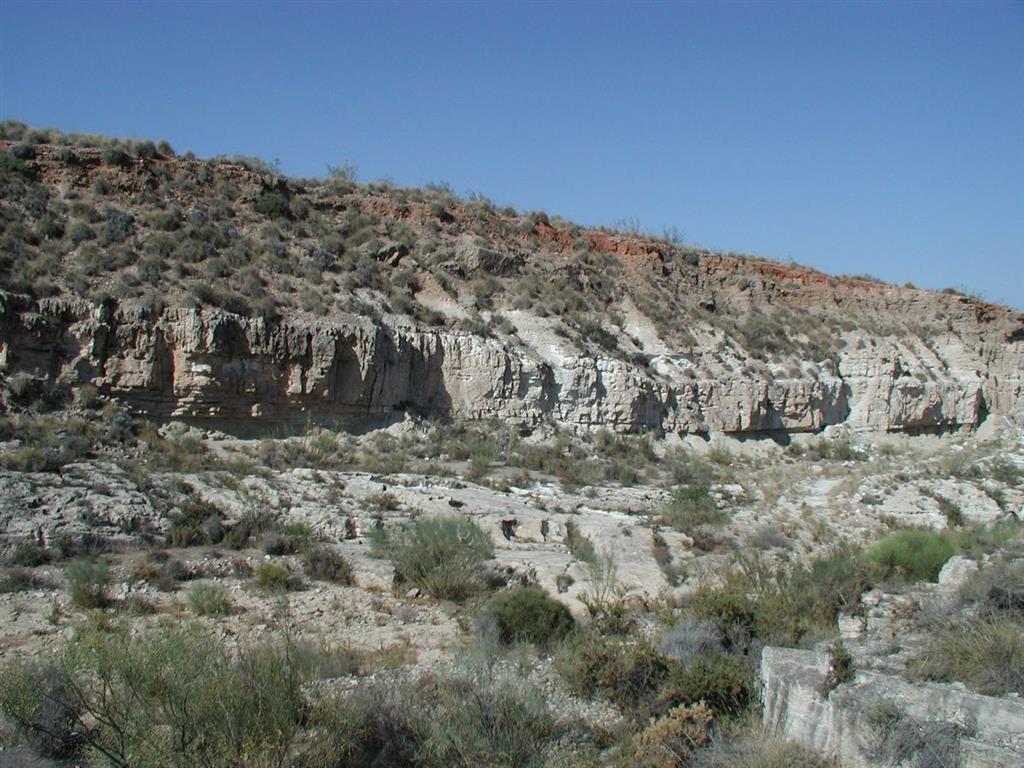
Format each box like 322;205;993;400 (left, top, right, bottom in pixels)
2;122;1022;437
2;123;1024;768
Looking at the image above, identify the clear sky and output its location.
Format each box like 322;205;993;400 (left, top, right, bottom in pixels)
2;1;1022;308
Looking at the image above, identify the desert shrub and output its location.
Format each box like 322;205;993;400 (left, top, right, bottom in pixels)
556;631;668;712
386;516;494;600
652;531;685;586
692;730;838;768
0;567;56;593
261;531;300;556
253;190;292;220
659;616;723;666
223;507;279;549
664;652;751;715
632;702;714;768
960;558;1024;613
867;529;956;582
131;553;189;591
100;146;131;166
747;524;790;550
934;495;964;528
308;663;559;768
303;545;354;585
687;587;760;650
0;624;315;767
0;662;84;759
819;642;855;695
10;142;35;160
479;586;576;647
8;539;51;567
253;561;302;593
687;546;871;648
564;520;597;563
365;491;400;511
139;426;220;473
662;484;725;531
912;619;1024;695
64;558;109;609
989;456;1023;486
188;282;251;315
410;669;557;767
865;699;963;768
187;582;232;616
167;498;225;547
953;518;1024;558
119;594;159;616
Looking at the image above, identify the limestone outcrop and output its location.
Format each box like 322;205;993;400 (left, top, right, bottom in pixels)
1;290;1021;435
761;646;1024;767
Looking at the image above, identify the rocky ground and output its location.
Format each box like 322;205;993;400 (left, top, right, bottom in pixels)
1;416;1022;765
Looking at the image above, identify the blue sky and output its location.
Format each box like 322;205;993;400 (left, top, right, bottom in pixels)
2;1;1022;308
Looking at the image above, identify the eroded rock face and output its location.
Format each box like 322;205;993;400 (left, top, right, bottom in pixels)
761;647;1024;768
1;291;1021;435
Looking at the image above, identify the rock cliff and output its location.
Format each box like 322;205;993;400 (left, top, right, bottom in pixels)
2;288;1021;436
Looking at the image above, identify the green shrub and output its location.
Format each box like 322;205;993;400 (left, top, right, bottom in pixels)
100;146;131;166
662;484;726;531
253;191;292;219
64;558;109;609
665;652;751;715
868;529;957;582
556;632;668;712
819;642;855;695
480;586;575;646
253;561;302;593
0;624;313;767
303;545;354;585
386;516;494;600
187;582;232;616
688;546;871;648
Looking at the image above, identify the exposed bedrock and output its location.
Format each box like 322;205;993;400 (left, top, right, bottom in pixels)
761;646;1024;767
1;292;1021;436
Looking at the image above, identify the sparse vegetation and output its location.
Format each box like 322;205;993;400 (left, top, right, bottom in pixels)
912;619;1024;695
